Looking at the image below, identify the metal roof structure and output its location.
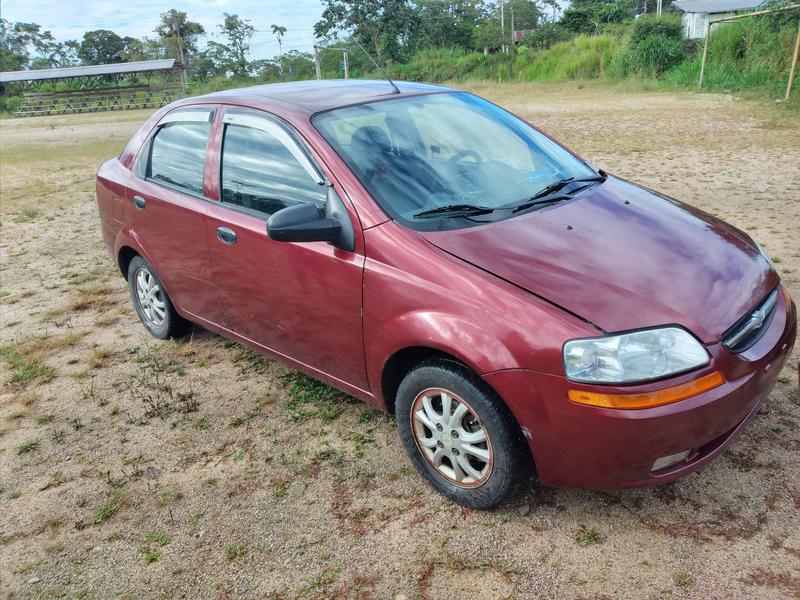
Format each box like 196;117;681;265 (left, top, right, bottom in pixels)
0;59;176;84
671;0;763;14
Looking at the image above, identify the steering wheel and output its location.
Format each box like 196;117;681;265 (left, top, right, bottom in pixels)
447;149;482;167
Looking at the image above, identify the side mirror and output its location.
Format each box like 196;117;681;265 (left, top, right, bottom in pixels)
266;188;356;252
267;203;339;244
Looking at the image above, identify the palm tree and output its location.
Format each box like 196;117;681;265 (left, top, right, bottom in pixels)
271;24;287;58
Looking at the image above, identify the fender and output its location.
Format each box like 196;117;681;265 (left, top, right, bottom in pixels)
365;309;520;400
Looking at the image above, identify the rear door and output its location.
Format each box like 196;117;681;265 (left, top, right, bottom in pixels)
205;108;368;390
128;107;222;323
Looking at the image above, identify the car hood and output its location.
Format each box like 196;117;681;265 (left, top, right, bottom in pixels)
420;177;777;343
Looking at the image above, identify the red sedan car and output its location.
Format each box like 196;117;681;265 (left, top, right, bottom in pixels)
96;80;796;508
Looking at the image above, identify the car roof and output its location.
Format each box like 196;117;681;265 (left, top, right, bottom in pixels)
194;79;454;116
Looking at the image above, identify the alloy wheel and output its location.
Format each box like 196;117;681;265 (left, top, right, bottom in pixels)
410;387;493;487
134;267;166;327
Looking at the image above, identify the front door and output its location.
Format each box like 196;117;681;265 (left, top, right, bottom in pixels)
205;108;367;391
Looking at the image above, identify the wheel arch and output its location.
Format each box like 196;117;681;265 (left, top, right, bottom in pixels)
117;245;139;279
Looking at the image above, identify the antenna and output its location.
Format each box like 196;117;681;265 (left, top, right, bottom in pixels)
350;39;400;95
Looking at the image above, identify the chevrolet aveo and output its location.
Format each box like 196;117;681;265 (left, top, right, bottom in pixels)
96;80;796;509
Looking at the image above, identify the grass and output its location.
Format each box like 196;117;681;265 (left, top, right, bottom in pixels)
576;527;605;547
17;439;41;454
90;501;120;525
281;372;350;423
0;344;57;386
225;544;247;561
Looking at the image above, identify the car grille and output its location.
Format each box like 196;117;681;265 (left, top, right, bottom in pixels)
722;288;779;353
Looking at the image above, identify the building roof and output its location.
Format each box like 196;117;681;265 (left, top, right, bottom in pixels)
671;0;763;14
0;59;176;84
201;79;451;115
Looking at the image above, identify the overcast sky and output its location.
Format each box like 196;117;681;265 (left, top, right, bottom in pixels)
2;0;326;60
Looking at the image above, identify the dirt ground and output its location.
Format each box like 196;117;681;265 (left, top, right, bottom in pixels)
1;81;799;599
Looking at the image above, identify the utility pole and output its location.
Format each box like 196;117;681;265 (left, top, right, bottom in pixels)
501;1;505;53
510;5;515;49
343;48;349;79
314;45;321;80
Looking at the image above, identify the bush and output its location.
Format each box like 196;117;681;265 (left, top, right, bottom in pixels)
627;34;686;75
630;14;684;46
520;25;573;50
0;95;23;116
623;14;685;76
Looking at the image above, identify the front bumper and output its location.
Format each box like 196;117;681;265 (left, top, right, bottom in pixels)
485;287;796;489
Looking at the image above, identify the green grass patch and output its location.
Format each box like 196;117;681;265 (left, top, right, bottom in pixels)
280;372;352;423
0;344;57;386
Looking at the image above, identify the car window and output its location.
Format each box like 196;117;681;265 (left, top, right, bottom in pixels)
148;121;211;194
313;92;597;230
220;122;326;216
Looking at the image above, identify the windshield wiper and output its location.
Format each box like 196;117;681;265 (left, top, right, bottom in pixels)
413;204;497;220
511;175;605;213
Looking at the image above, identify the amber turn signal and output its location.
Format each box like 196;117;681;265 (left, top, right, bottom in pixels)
568;371;726;410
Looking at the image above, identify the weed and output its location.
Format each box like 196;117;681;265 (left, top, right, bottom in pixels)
0;344;57;386
138;546;161;564
9;490;22;499
91;501;120;524
36;414;53;424
576;527;605;547
281;372;349;423
225;544;247;560
143;533;170;546
17;438;41;454
14;206;40;223
788;388;800;407
299;564;342;593
674;571;695;587
194;415;209;430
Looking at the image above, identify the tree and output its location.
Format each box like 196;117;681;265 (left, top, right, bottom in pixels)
314;0;416;63
155;9;205;67
271;24;287;58
78;29;126;64
219;13;255;78
1;19;77;69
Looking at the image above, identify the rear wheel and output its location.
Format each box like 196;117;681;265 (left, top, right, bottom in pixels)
127;256;191;339
396;360;528;509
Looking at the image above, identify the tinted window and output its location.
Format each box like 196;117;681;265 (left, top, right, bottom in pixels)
221;123;326;216
148;121;211;194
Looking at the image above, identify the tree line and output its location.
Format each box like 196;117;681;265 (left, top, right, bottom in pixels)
1;1;675;81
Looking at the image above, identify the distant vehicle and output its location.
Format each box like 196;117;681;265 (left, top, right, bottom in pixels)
96;80;796;508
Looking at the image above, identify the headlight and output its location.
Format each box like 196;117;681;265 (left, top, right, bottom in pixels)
564;327;709;384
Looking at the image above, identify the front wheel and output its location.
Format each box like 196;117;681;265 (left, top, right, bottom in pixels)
127;256;191;339
396;360;529;509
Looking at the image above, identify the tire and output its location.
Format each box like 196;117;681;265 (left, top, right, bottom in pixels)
127;256;191;339
395;359;529;509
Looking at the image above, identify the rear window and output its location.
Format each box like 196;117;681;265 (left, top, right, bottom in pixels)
148;121;211;194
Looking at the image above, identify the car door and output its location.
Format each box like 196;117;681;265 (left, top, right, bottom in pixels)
128;106;222;324
205;107;368;391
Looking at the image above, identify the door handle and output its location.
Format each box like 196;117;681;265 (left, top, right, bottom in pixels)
216;226;237;245
132;195;146;210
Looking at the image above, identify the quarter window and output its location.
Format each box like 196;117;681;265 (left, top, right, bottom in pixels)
148;121;211;194
220;123;326;216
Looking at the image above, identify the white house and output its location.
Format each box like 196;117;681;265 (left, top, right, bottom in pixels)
671;0;764;39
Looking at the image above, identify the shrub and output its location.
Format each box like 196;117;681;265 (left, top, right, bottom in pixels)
521;25;573;50
630;14;684;47
624;14;685;76
627;34;686;75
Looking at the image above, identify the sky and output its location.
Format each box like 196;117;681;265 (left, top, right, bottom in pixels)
1;0;326;60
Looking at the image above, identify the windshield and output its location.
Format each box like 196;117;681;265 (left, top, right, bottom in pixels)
312;91;599;230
